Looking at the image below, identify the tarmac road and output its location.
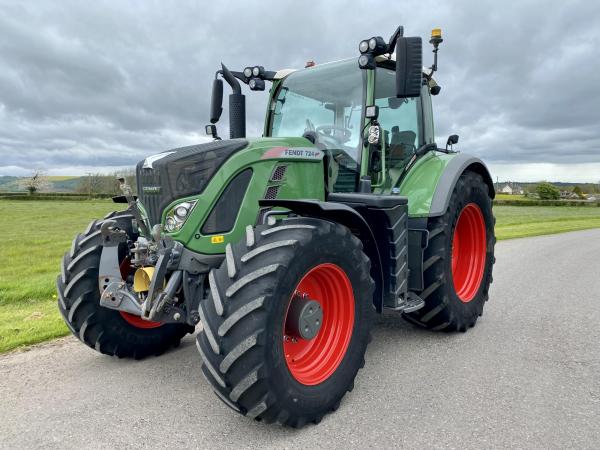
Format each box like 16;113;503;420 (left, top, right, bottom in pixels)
1;229;599;449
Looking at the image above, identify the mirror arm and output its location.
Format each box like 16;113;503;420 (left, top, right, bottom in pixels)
386;25;404;53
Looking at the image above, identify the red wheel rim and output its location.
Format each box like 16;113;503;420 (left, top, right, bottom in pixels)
451;203;487;302
117;258;162;329
120;312;163;329
283;263;354;385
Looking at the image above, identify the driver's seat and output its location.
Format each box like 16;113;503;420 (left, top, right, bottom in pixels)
389;127;416;166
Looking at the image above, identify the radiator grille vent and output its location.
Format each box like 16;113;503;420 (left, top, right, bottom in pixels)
270;165;287;182
264;185;280;200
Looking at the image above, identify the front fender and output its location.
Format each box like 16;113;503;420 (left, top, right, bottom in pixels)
259;199;385;312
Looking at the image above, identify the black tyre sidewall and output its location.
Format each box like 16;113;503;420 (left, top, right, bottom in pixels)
264;228;373;415
197;217;375;425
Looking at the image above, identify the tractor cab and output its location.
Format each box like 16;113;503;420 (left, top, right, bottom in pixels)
263;57;437;193
208;26;440;196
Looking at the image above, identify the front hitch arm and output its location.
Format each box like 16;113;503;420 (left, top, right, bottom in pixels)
98;219;197;325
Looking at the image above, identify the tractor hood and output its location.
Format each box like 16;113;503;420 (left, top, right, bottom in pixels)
136;139;248;225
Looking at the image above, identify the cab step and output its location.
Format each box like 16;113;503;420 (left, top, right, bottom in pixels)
385;292;425;313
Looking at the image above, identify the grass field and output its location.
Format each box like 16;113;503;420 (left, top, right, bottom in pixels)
1;199;600;353
494;205;600;239
0;200;115;353
495;193;530;201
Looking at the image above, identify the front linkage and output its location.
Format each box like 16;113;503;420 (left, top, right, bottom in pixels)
97;182;219;328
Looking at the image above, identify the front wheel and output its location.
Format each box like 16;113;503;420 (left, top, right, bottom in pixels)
196;218;375;427
56;211;193;359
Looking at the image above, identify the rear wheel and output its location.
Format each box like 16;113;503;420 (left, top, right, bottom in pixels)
196;217;374;427
404;171;495;331
56;211;193;359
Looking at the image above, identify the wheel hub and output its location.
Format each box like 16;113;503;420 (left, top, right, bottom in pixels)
285;292;323;340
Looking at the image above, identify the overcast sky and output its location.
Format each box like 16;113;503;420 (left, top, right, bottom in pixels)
1;0;599;182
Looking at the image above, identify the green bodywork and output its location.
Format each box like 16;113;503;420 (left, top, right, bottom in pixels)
162;137;324;255
398;152;455;216
149;58;465;252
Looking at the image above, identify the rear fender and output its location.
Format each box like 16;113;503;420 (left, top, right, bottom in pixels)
429;154;495;217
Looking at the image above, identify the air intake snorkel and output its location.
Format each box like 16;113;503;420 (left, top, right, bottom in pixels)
207;64;246;139
220;63;246;139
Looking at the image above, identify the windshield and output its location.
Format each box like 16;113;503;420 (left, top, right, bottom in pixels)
269;59;364;162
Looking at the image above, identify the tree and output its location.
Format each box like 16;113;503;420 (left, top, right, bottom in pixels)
18;170;50;195
75;173;105;197
536;182;560;200
75;170;137;197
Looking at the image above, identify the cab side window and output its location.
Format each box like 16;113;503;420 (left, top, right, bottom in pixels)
374;67;420;169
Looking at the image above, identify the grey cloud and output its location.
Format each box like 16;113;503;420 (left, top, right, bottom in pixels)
0;0;599;176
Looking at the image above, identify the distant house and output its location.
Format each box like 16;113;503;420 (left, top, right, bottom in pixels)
560;191;580;199
499;183;523;195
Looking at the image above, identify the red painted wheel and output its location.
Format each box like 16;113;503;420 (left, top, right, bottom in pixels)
451;203;487;302
283;263;355;385
118;258;162;329
119;312;163;329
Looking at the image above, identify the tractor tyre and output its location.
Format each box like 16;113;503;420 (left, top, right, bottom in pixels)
404;170;495;331
56;211;193;359
196;217;375;427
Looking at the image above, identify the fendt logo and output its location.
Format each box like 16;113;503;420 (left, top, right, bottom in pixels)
142;186;161;194
261;146;324;160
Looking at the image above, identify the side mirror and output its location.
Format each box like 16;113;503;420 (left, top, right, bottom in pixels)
446;134;459;150
365;105;379;120
210;78;223;124
395;36;422;98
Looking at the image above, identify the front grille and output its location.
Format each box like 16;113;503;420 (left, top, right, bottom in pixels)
137;167;163;225
136;139;248;225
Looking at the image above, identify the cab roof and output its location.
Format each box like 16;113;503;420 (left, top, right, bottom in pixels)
273;54;433;81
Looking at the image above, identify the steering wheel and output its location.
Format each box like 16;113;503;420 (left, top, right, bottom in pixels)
315;125;352;143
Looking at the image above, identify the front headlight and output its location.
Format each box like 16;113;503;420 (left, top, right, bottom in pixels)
164;200;197;233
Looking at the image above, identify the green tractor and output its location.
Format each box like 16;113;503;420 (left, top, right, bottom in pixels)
57;26;495;426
